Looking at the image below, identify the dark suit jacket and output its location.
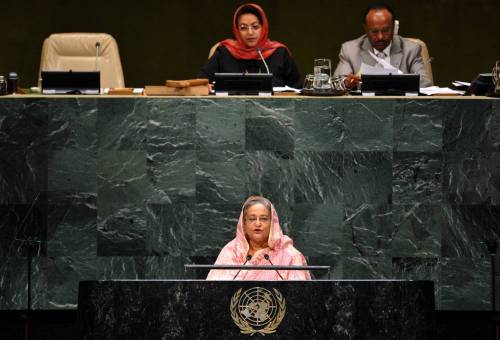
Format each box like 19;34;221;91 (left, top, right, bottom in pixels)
333;34;432;87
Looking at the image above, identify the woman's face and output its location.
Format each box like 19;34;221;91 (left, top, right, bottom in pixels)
244;203;271;247
238;13;262;48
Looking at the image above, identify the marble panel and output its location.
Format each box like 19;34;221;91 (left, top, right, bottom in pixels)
340;256;393;279
48;149;97;194
0;202;47;257
146;150;196;202
0;257;27;309
97;98;147;150
443;151;500;205
392;204;443;257
440;257;491;310
392;257;441;308
47;204;97;257
290;203;344;257
343;99;393;151
244;150;295;217
0;148;48;204
441;204;500;258
0;99;48;204
195;99;245;151
145;99;196;151
47;98;98;150
0;98;48;149
97;206;149;256
343;204;393;257
393;99;444;152
443;99;491;152
196;149;247;204
97;150;150;215
192;202;241;256
294;99;344;151
245;115;294;156
490;100;500;150
393;152;442;205
31;256;98;309
343;151;392;207
143;256;197;280
292;151;343;205
146;200;195;256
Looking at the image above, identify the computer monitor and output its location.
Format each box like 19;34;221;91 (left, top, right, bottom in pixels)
361;74;420;96
214;73;273;96
41;71;100;94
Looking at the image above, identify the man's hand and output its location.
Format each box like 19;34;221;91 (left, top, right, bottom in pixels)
344;74;361;89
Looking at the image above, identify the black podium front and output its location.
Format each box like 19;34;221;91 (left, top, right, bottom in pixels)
78;280;434;339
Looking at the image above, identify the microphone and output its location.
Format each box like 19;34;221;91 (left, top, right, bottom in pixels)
264;254;284;280
233;254;252;280
95;42;101;71
256;48;270;75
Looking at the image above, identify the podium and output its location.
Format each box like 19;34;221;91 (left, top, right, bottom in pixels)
78;280;434;339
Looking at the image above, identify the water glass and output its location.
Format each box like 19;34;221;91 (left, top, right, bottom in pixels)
493;60;500;94
314;58;332;78
313;73;330;90
303;74;314;90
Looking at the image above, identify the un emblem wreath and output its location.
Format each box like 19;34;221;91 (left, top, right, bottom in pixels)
230;287;286;336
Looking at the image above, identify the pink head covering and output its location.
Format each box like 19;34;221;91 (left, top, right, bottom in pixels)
233;195;290;261
206;196;311;280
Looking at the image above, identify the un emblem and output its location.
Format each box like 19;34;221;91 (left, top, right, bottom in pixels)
230;287;286;336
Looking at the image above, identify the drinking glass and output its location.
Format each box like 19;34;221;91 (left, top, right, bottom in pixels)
313;73;330;90
303;74;314;90
493;60;500;95
313;58;332;78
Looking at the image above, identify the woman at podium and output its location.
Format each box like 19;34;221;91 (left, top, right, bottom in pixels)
207;196;311;280
199;3;302;88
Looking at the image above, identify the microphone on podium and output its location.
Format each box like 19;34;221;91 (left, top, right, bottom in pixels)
95;42;101;71
233;254;252;280
264;254;284;280
256;48;271;75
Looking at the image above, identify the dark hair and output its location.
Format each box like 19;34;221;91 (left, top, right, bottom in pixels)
235;5;263;26
363;3;396;24
243;196;272;218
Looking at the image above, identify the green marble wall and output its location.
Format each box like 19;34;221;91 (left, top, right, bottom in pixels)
0;97;499;311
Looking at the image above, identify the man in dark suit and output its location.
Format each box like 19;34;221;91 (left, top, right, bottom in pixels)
333;4;432;88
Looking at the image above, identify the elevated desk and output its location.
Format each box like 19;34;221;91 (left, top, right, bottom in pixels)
78;280;435;339
0;96;498;313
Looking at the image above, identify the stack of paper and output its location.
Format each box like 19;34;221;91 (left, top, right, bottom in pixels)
419;86;464;95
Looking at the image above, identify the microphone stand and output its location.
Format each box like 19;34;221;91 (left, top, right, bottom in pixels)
95;42;101;71
20;240;35;340
256;48;270;75
485;239;498;340
264;254;284;280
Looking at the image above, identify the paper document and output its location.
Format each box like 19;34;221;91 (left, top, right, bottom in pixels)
359;51;403;75
360;63;397;75
420;86;464;96
452;81;471;87
273;86;301;93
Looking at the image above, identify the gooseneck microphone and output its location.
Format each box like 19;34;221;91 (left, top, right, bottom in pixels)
256;48;270;75
95;42;101;71
264;254;284;280
233;254;252;280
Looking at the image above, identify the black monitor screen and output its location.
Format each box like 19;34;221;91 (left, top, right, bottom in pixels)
361;74;419;95
41;71;100;94
214;73;273;95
